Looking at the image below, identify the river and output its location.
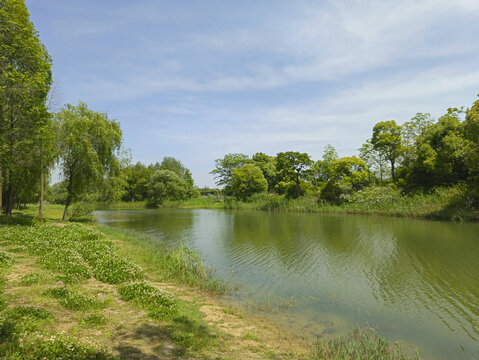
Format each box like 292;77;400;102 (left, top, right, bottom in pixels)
95;209;479;360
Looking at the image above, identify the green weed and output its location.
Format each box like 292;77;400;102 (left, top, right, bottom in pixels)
310;327;420;360
44;287;104;311
118;281;176;319
0;251;13;268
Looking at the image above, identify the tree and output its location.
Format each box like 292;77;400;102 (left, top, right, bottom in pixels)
157;156;195;188
251;152;277;192
147;170;190;206
333;156;369;190
210;153;250;194
275;151;312;198
55;102;122;220
230;164;268;201
0;0;52;216
313;144;339;185
359;140;388;182
371;120;403;182
465;96;479;177
406;108;468;189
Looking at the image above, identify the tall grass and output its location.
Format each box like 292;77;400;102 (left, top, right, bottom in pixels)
98;226;226;294
310;327;420;360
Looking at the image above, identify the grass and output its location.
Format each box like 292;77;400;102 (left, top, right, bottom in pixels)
0;206;423;359
310;327;420;360
118;280;176;319
43;286;106;311
98;226;226;294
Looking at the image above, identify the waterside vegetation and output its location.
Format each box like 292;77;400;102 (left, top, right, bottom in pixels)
0;207;421;359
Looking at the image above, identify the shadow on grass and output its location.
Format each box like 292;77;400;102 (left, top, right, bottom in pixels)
115;315;219;360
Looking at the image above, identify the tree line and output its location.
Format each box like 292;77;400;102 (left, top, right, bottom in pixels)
0;1;199;219
211;102;479;205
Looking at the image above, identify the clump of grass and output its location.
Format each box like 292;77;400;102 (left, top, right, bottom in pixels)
80;313;108;327
310;327;420;360
243;332;259;341
9;332;117;360
118;281;176;319
38;248;92;282
0;306;54;334
0;250;13;268
43;287;104;311
19;273;42;286
91;254;143;284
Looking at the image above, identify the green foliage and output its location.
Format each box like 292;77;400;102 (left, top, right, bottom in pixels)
44;287;104;311
80;313;108;327
230;164;268;201
405;108;469;190
465;96;479;176
0;250;13;268
0;223;143;284
118;281;176;319
55;101;122;220
252;152;278;191
371;120;404;181
19;273;41;286
276;151;313;198
10;333;116;360
0;0;52;216
310;327;420;360
210;153;251;190
147;169;192;206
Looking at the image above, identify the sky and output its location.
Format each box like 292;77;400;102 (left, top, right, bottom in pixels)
26;0;479;187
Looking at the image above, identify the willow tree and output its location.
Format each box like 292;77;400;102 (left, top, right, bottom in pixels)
0;0;52;216
55;102;122;220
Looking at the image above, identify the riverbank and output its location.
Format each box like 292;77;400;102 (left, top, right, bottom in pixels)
0;207;421;359
139;185;479;222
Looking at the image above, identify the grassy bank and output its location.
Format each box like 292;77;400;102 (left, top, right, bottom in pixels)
150;185;479;221
0;206;421;359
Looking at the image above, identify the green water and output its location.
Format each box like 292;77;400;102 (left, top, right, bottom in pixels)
95;209;479;359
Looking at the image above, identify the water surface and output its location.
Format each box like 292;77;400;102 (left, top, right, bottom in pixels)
95;209;479;360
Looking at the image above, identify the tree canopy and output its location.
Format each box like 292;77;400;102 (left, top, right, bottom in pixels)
55;102;122;220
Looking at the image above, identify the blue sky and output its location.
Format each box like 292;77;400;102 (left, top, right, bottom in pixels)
27;0;479;187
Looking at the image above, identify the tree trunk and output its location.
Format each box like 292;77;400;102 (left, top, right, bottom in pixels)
390;159;396;182
38;169;44;220
6;171;14;217
62;174;73;221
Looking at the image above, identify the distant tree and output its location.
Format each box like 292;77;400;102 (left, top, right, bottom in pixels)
122;162;155;202
230;164;268;201
0;0;52;216
465;96;479;177
371;120;404;182
333;156;369;190
210;153;250;194
275;151;313;198
55;102;122;220
251;152;278;192
147;170;190;206
313;144;339;185
359;140;388;182
157;156;194;187
406;108;468;189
